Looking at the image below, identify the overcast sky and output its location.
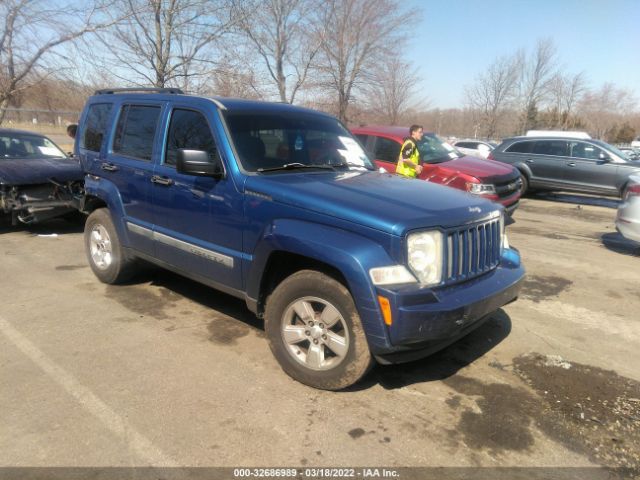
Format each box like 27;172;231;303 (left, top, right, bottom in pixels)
407;0;640;108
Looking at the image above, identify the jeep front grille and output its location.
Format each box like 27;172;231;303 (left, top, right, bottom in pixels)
444;218;501;284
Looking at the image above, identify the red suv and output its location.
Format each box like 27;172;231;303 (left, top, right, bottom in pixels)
352;126;521;215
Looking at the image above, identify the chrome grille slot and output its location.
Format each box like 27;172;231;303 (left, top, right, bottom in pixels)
444;217;502;285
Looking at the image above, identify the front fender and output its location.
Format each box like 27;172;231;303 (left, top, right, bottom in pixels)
246;219;397;350
82;175;131;246
513;162;533;180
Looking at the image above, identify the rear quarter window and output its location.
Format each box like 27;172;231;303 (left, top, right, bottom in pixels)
81;103;113;152
373;136;400;163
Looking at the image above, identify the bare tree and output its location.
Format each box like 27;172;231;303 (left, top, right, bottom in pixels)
464;53;520;139
93;0;242;90
516;38;558;133
546;71;587;129
236;0;319;103
0;0;117;124
363;56;425;125
313;0;411;123
579;83;638;139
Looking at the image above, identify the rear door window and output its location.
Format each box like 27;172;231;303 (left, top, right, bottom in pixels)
81;103;113;152
373;136;400;163
113;105;161;161
532;140;568;157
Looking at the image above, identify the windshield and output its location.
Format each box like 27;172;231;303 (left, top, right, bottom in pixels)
224;112;374;172
593;140;634;162
0;132;66;159
417;133;461;164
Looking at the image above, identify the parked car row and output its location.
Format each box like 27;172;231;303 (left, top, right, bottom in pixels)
352;126;522;215
488;135;640;198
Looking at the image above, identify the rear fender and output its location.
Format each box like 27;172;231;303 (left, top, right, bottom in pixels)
82;175;131;245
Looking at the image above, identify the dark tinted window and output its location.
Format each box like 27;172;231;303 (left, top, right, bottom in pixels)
165;109;218;166
113;105;161;161
374;137;400;163
532;140;568;156
354;134;368;145
81;103;113;152
506;141;534;154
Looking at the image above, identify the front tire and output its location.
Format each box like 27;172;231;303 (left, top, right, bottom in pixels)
519;172;529;195
84;208;136;284
264;270;373;390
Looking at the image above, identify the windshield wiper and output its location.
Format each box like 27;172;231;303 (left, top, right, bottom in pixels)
257;163;336;173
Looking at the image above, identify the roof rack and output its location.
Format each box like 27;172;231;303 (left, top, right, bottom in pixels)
94;87;184;95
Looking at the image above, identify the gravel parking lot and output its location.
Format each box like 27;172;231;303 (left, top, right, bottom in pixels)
1;195;639;476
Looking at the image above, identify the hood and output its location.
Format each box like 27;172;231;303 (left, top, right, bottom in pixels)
246;170;501;236
0;157;83;186
441;155;517;181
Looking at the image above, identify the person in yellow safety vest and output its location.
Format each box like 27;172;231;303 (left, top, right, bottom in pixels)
396;124;424;178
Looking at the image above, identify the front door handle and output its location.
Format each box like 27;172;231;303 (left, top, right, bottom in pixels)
525;159;534;164
151;175;174;186
567;162;576;167
101;162;119;172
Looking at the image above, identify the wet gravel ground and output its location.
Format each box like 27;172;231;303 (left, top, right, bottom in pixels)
1;192;639;476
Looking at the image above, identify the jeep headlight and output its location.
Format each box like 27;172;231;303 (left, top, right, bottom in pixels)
407;231;443;286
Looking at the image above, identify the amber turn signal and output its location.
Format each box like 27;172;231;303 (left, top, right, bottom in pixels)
378;295;392;326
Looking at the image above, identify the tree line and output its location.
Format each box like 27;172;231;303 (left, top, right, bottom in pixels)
0;0;420;124
1;0;637;142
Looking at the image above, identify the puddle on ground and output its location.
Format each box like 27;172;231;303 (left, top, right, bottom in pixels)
105;284;180;320
445;353;640;469
514;353;640;469
444;376;538;453
521;275;572;303
207;319;251;345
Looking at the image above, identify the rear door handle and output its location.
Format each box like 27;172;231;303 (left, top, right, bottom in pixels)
101;162;119;172
525;159;534;164
151;175;174;186
567;162;576;167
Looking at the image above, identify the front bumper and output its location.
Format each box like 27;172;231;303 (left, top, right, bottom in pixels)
615;198;640;244
372;248;524;364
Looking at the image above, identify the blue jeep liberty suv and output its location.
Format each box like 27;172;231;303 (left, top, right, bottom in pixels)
76;88;524;390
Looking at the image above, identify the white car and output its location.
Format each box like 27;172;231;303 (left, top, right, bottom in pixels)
616;175;640;244
452;140;496;159
619;147;640;161
631;137;640;148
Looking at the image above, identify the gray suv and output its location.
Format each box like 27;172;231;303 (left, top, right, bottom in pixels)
490;136;640;197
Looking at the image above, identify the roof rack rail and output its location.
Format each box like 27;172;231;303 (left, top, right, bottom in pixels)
94;87;184;95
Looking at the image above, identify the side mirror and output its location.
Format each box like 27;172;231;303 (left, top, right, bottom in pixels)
176;149;224;178
598;152;611;162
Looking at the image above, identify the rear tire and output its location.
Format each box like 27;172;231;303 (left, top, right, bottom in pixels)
84;208;136;284
264;270;373;390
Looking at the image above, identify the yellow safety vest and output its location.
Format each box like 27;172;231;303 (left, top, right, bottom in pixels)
396;138;420;178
